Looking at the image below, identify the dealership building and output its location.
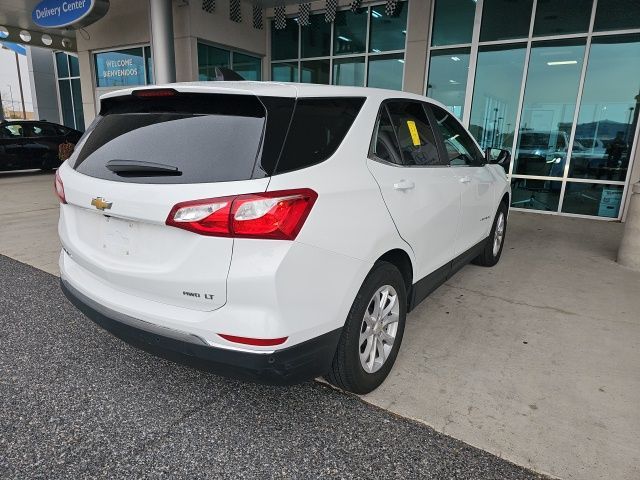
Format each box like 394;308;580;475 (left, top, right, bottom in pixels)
1;0;640;220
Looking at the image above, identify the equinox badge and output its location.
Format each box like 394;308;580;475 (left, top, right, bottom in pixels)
91;197;113;211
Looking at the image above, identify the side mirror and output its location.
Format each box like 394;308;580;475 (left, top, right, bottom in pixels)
485;147;511;172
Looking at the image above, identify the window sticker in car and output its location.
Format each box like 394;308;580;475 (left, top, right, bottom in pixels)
406;120;420;147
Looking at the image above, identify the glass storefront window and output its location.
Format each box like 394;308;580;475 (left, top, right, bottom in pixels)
301;14;331;58
533;0;593;37
334;8;367;56
561;183;623;217
511;178;562;211
55;52;84;131
431;0;476;47
569;35;640;182
368;54;404;90
197;44;230;80
513;39;586;177
369;3;407;52
58;80;74;128
198;44;261;81
594;0;640;32
469;44;526;151
271;5;406;90
55;52;69;78
271;19;298;61
480;0;533;42
233;53;261;81
333;57;365;86
94;47;149;88
300;60;330;84
426;49;470;120
272;62;298;82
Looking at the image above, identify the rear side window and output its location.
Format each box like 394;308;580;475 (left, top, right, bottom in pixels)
72;94;266;184
274;97;365;174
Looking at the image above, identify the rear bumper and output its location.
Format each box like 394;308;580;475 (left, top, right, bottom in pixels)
61;279;342;385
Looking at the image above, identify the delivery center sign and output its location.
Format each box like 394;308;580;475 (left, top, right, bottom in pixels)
32;0;110;29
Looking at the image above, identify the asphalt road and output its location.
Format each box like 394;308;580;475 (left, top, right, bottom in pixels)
0;255;545;479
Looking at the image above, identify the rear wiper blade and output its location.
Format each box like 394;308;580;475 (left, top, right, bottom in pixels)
106;159;182;175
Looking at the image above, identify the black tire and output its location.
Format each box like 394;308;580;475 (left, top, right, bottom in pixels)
325;261;407;394
473;202;508;267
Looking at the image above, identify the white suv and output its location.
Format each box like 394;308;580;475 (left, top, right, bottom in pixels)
57;82;510;394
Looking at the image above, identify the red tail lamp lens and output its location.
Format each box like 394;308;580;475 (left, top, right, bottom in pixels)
166;189;318;240
54;170;66;204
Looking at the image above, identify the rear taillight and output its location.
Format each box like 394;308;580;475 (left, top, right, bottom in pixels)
132;88;177;97
166;189;318;240
54;170;66;204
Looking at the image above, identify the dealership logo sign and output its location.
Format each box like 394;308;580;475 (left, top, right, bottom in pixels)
32;0;110;29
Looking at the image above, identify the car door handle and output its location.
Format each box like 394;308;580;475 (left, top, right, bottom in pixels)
459;176;472;184
393;180;415;191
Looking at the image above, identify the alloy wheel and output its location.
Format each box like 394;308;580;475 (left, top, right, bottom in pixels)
359;285;400;374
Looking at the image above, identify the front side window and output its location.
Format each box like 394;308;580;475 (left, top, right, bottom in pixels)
385;102;442;166
430;104;484;167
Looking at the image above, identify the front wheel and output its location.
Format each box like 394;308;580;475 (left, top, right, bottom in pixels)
473;202;508;267
325;262;407;394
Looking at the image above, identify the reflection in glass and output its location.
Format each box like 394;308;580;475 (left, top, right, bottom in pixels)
511;178;562;211
333;57;365;86
562;183;623;217
271;19;298;61
301;14;331;58
369;2;407;52
568;35;640;182
513;40;585;177
233;53;262;81
594;0;640;32
144;46;154;84
367;54;404;90
334;8;367;55
480;0;533;42
300;60;330;84
272;62;298;82
534;0;592;37
426;48;470;120
197;44;230;80
431;0;475;47
469;44;526;151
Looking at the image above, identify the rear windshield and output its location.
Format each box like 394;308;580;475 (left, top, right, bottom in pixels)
71;92;364;184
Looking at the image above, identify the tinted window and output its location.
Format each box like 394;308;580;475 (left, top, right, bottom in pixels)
274;97;365;174
430;104;484;166
73;94;266;184
372;108;402;165
29;124;58;136
385;102;442;166
1;124;23;137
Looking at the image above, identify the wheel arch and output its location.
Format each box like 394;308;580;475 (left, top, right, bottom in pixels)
375;248;414;298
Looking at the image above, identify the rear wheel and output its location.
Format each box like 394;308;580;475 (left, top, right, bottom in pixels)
473;202;508;267
325;262;406;394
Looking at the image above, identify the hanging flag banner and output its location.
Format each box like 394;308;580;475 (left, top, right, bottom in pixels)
32;0;110;29
274;5;286;30
325;0;337;23
299;3;311;26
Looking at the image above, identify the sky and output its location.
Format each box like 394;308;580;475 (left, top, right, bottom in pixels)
0;46;33;117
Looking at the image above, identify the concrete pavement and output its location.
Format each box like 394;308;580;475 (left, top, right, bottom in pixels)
2;170;639;479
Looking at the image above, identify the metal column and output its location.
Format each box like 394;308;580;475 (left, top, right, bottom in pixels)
149;0;176;84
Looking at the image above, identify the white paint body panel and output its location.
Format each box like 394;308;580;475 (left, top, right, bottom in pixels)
58;82;510;354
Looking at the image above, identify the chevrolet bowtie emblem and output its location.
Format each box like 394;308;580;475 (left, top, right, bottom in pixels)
91;197;113;211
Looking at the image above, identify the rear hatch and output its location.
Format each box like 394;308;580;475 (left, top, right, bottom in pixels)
59;89;287;311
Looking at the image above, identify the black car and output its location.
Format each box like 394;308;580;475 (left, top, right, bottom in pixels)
0;120;82;172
